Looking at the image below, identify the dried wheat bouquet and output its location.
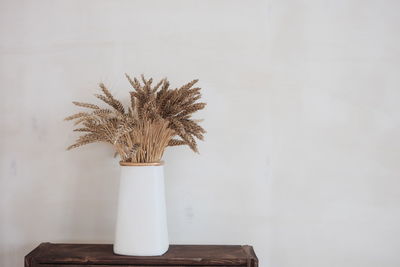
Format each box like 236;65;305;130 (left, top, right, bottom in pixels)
65;74;206;163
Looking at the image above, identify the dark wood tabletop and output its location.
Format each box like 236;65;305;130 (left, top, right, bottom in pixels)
25;243;258;267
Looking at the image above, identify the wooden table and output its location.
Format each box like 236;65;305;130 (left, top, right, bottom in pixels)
25;243;258;267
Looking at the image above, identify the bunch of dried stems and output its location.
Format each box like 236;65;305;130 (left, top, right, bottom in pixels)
65;74;206;163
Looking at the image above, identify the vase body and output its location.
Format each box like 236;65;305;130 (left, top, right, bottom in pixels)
114;163;169;256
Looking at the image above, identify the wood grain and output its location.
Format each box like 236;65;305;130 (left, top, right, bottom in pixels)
25;243;258;267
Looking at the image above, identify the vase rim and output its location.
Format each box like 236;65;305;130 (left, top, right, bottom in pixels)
119;161;164;167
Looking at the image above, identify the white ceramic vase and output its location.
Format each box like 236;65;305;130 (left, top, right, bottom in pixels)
113;162;169;256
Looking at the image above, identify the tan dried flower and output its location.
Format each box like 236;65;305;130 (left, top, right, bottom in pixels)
65;75;206;163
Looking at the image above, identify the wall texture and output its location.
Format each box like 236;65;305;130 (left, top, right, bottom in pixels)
1;0;400;266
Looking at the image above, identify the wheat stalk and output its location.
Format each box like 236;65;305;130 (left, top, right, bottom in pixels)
65;74;206;163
